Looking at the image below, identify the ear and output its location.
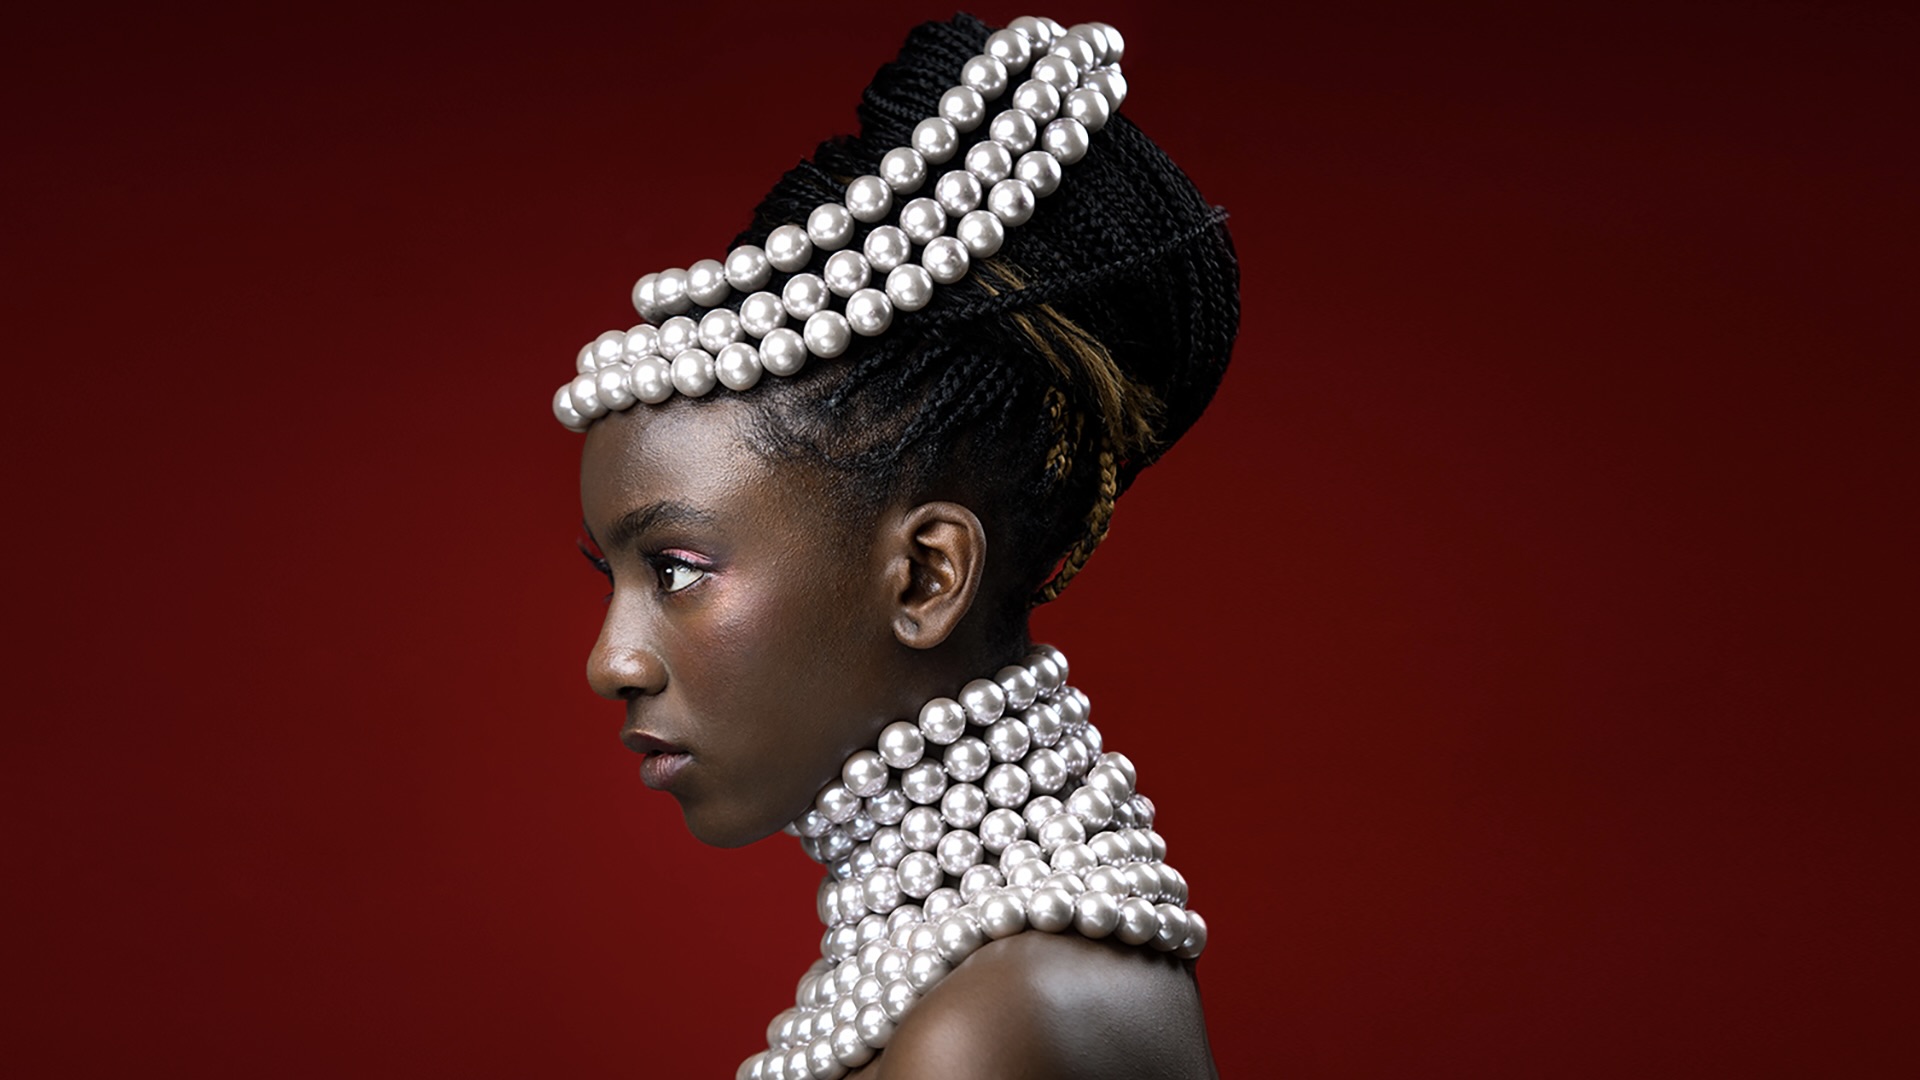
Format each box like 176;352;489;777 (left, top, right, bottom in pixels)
883;501;987;650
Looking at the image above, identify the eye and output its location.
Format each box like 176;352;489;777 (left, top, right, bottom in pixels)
651;554;709;594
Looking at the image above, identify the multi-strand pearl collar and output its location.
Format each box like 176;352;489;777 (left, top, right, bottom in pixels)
554;16;1130;432
739;645;1206;1080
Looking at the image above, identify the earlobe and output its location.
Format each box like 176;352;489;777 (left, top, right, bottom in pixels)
888;501;986;650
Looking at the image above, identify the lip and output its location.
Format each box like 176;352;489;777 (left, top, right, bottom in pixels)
621;729;694;792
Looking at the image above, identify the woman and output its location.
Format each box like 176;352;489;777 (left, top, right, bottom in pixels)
559;14;1236;1078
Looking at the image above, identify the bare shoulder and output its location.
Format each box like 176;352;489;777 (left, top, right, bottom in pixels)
861;932;1217;1080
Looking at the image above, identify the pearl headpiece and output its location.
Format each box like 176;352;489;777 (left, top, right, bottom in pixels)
741;644;1207;1080
552;16;1130;432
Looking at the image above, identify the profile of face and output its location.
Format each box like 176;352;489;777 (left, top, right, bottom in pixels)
580;398;987;847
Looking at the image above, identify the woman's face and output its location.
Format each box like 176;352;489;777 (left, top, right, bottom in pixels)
579;398;913;847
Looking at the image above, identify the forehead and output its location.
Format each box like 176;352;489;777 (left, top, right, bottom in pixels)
578;398;837;538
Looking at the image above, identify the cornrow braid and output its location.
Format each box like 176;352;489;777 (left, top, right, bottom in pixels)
1034;439;1120;606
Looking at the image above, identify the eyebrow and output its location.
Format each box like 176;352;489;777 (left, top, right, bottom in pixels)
600;501;718;547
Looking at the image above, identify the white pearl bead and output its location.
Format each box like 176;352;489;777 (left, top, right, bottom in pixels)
596;364;636;410
877;721;925;769
574;343;597;375
854;1004;893;1049
978;807;1026;853
862;869;902;915
965;141;1013;185
808;1038;845;1080
1012;78;1062;124
879;146;927;193
990;108;1039;154
880;978;915;1022
1001;838;1045;868
861;225;910;272
935;828;983;875
1065;86;1111;133
1042;117;1091;164
912;117;959;163
1022;746;1067;793
979;891;1027;939
868;787;908;826
831;1023;873;1068
1050;32;1097;71
631;272;661;321
1176;911;1208;959
1006;858;1048;890
1068;23;1112;65
938;85;985;132
552;385;586;430
699;308;744;353
959;679;1006;724
759;327;808;377
1066;785;1115;830
783;273;830;319
934;914;984;964
1030;54;1079;94
943;736;990;783
904;948;949;992
808;203;856;251
934;170;984;218
1101;752;1138;790
1036;811;1087;853
725;245;772;291
1008;15;1054;48
900;805;943;849
897;197;947;245
845;175;892;223
741;290;787;337
939;783;986;829
817;782;860;824
1022;795;1065;834
1088;831;1127;867
688;258;730;306
1115;897;1158;946
1073;890;1121;938
671;348;716;397
987;179;1035;226
885;264;934;312
591;329;625;368
1084;67;1127;110
985;27;1032;69
656;315;697;358
1050;841;1098;876
766;224;813;272
983;763;1032;808
918;698;967;745
1092;23;1124;64
984;717;1031;762
1084;864;1126;896
901;761;947;806
961;54;1008;99
655;267;691;314
1085;761;1133;801
823;250;871;297
845;289;893;337
1015;150;1063;197
842;750;890;797
805;308;853;356
622;323;659;360
896;850;941;898
1027;885;1075;932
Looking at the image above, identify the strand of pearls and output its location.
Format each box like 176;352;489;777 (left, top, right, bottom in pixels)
554;16;1130;432
737;644;1207;1080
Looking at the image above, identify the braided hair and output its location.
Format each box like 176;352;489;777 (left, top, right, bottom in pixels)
703;15;1237;640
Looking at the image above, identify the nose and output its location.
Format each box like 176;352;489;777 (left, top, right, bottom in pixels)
586;598;667;701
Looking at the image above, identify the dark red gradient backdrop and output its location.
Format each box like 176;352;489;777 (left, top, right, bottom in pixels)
7;1;1912;1076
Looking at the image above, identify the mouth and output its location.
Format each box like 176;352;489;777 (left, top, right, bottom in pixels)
621;728;693;792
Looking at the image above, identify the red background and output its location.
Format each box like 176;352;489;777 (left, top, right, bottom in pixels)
7;1;1912;1076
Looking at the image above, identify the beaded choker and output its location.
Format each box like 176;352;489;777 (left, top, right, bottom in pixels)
739;645;1206;1080
554;15;1130;432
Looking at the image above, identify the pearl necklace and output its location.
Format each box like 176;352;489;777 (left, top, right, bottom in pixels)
738;645;1207;1080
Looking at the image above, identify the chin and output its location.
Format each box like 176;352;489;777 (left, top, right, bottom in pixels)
677;796;793;850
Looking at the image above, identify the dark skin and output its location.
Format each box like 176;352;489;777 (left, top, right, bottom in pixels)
582;398;1217;1078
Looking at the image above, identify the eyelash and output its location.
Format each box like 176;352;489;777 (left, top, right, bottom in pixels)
577;538;708;597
